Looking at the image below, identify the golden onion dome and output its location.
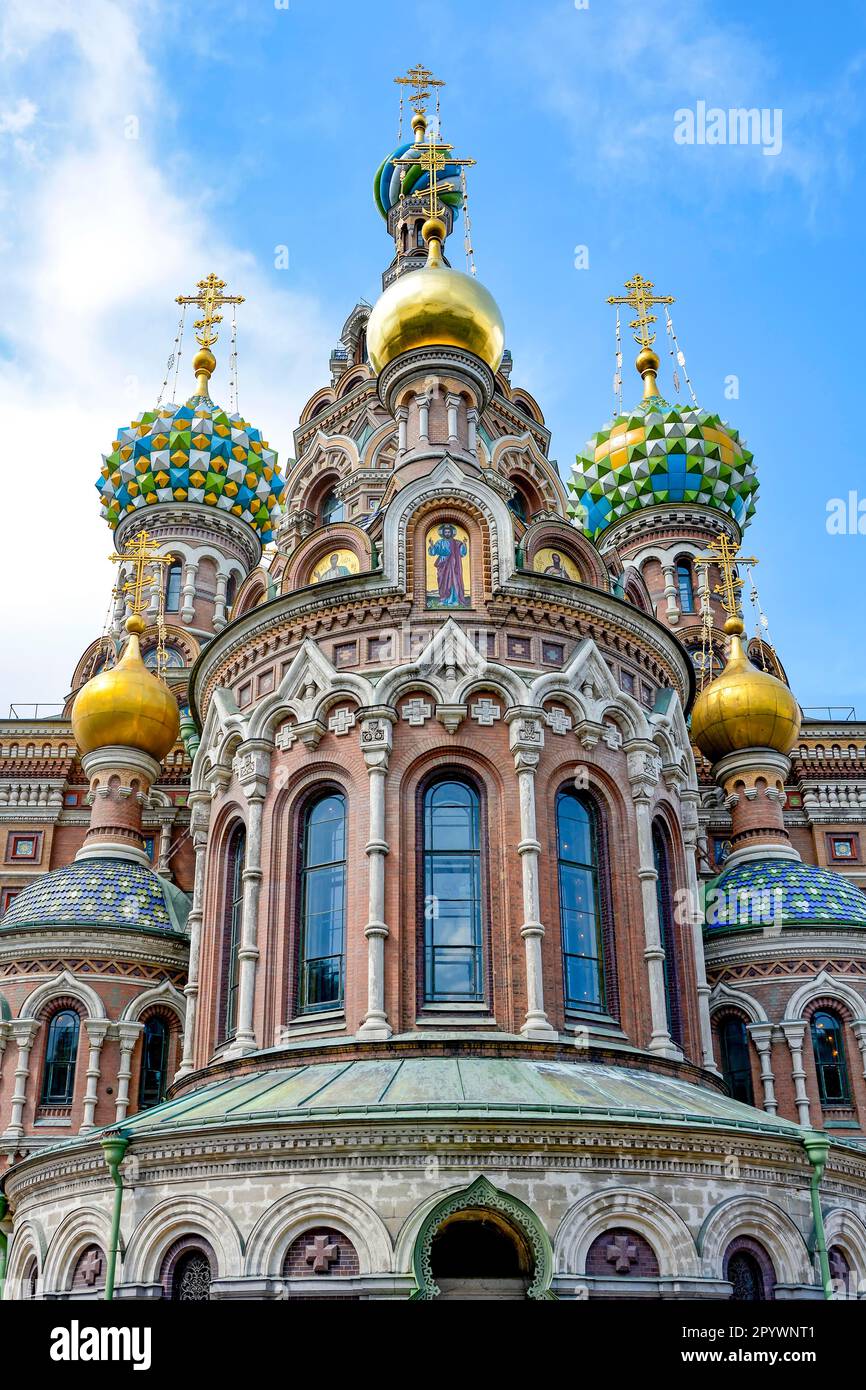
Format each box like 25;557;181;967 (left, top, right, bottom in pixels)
367;219;505;374
72;615;180;762
690;617;801;764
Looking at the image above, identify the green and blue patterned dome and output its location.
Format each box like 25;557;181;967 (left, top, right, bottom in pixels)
568;394;758;541
706;858;866;932
1;859;190;936
97;390;284;544
374;138;463;221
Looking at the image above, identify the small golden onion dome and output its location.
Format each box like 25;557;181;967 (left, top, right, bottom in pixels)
72;615;180;761
690;617;801;764
366;222;505;374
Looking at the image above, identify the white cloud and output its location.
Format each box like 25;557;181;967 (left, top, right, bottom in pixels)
0;0;332;713
0;97;37;134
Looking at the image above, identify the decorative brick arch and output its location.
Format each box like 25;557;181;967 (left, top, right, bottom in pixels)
408;1176;555;1300
555;1187;699;1278
243;1188;393;1276
281;523;373;592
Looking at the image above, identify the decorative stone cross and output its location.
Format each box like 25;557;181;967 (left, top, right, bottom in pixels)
81;1249;104;1286
605;1235;638;1273
602;723;623;750
402;698;433;727
305;1234;339;1275
546;707;572;736
328;708;356;737
275;723;296;751
470;698;501;726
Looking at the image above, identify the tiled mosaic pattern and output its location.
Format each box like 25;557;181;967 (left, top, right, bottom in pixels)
568;398;758;539
97;394;283;542
1;859;187;934
708;858;866;930
373;140;463;219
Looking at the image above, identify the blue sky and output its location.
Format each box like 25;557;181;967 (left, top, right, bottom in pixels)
1;0;864;713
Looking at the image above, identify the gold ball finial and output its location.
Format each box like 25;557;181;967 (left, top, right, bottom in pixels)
125;613;146;636
192;346;216;377
724;615;744;636
690;626;801;764
411;109;427;141
635;346;659;376
72;625;180;761
422;215;447;244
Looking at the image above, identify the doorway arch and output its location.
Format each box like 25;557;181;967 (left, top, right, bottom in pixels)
409;1176;555;1300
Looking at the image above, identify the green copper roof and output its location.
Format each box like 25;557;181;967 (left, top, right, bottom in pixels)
84;1057;802;1141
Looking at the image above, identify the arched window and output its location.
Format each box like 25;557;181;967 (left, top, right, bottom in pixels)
165;560;183;613
556;790;609;1013
41;1009;80;1104
225;573;237;612
507;489;528;523
298;792;347;1011
423;779;484;1003
718;1014;754;1105
811;1009;850;1105
321;489;344;525
220;825;246;1043
170;1248;213;1301
652;824;682;1046
676;562;694;613
724;1238;775;1301
138;1015;170;1110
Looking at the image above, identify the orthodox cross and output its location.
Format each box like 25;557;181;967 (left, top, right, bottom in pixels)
80;1249;104;1286
111;529;171;620
694;534;758;620
393;135;475;223
605;1235;638;1273
607;273;675;348
394;62;445;119
305;1234;339;1274
176;273;245;351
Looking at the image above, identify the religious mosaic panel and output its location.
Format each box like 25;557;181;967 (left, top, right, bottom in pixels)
310;549;360;585
425;522;471;610
532;547;581;581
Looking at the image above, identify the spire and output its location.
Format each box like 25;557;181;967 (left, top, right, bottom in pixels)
175;272;245;397
607;273;675;401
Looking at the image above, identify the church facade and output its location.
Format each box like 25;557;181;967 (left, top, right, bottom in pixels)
1;77;866;1302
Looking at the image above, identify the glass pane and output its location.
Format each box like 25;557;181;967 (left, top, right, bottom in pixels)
306;796;346;866
428;947;478;999
559;865;596;917
304;956;342;1007
305;863;346;920
557;795;592;864
430;901;477;946
564;954;601;1008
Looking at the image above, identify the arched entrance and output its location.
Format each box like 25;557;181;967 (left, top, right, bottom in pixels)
410;1177;555;1300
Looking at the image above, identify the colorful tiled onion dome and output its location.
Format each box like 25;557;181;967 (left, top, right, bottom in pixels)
96;372;283;542
706;858;866;932
0;859;191;936
373;138;462;220
568;355;758;540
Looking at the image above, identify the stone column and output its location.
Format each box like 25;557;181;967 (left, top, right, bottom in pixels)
446;393;460;443
213;572;229;631
780;1020;812;1127
2;1019;39;1140
231;742;271;1055
0;1022;8;1095
506;712;557;1039
114;1022;144;1123
851;1020;866;1084
176;789;212;1077
626;741;680;1058
80;1019;109;1132
396;405;409;454
417;394;430;442
180;559;198;627
155;811;174;876
680;786;718;1071
467;408;478;456
358;712;395;1040
662;564;679;625
747;1022;778;1114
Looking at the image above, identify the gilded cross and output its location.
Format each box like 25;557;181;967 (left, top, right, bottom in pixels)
110;529;171;620
695;534;758;620
393;135;475;223
394;62;445;117
176;273;245;351
607;273;675;349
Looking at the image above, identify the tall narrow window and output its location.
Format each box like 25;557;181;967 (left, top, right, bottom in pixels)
718;1014;754;1105
676;562;694;613
652;824;682;1046
41;1009;80;1104
221;825;245;1042
299;792;347;1011
225;573;237;613
811;1009;850;1105
321;489;344;525
556;790;607;1013
423;779;484;1003
165;560;183;613
139;1015;170;1110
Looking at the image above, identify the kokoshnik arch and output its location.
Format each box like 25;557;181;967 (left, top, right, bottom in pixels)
1;66;866;1302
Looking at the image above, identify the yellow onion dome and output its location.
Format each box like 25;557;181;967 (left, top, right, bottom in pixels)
72;615;180;761
690;617;801;764
367;217;505;374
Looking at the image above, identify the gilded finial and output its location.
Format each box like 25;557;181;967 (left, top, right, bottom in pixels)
394;62;445;121
393;135;475;259
608;274;675;400
694;534;758;630
175;273;245;394
110;528;172;676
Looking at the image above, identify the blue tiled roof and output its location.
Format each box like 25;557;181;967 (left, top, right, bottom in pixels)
707;858;866;931
1;859;190;935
